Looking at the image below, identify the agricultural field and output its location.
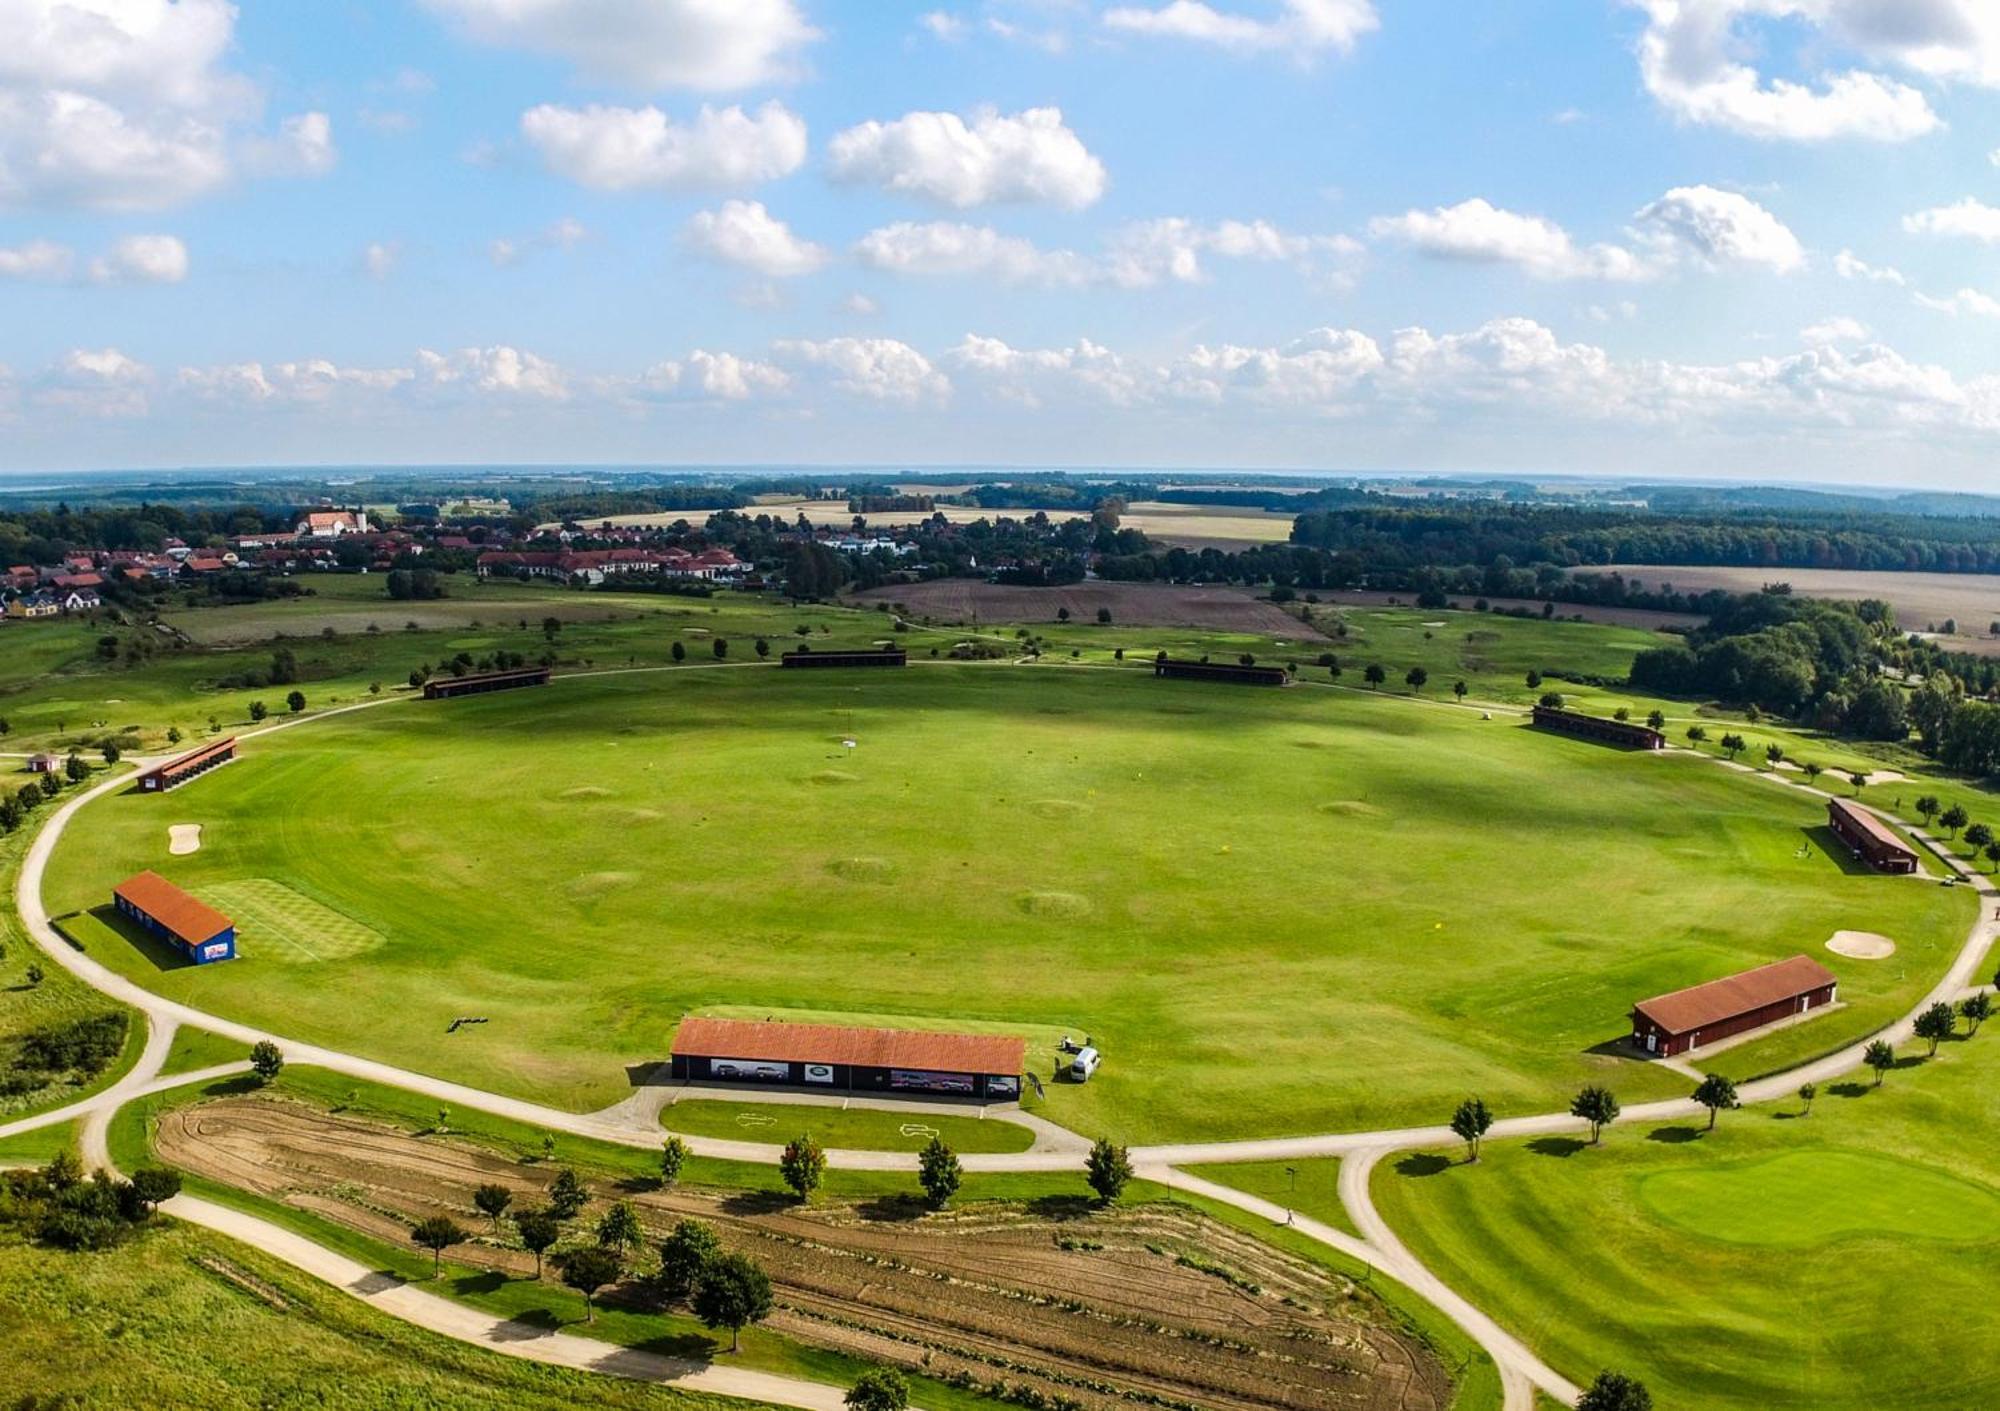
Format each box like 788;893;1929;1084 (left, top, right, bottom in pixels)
1371;1021;2000;1410
1577;564;2000;651
152;1088;1453;1411
41;658;1973;1140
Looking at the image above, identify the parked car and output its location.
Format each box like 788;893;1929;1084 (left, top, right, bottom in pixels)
1069;1046;1100;1082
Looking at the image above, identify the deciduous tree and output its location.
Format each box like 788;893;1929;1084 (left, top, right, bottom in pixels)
1914;1002;1957;1056
918;1136;961;1209
1692;1074;1738;1130
547;1167;588;1220
1450;1097;1493;1162
558;1244;623;1322
660;1135;688;1187
780;1134;825;1202
516;1207;560;1279
249;1041;283;1085
845;1368;910;1411
411;1216;467;1277
473;1183;513;1226
1577;1369;1653;1411
693;1252;773;1351
656;1217;721;1303
1865;1039;1896;1085
1086;1136;1132;1204
1569;1085;1621;1143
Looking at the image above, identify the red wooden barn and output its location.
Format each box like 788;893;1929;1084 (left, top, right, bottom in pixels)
1630;954;1838;1057
1826;797;1919;874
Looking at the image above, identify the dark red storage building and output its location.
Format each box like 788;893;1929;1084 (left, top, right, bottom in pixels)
423;666;552;700
1826;797;1919;874
1152;658;1288;686
779;647;907;669
670;1016;1025;1100
1630;954;1838;1057
1530;705;1665;749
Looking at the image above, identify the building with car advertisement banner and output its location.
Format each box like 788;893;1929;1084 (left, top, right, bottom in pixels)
669;1016;1025;1101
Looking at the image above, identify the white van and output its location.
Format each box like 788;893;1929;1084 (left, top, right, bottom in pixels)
1069;1046;1100;1082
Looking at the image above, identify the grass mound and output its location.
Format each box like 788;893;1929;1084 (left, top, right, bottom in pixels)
1027;798;1090;818
808;769;859;785
1017;891;1092;919
569;871;638;898
560;786;611;800
1318;800;1384;817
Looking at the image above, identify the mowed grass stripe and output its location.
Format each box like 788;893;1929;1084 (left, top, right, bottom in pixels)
197;879;386;964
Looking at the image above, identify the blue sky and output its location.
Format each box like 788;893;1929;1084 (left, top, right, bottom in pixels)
4;0;2000;483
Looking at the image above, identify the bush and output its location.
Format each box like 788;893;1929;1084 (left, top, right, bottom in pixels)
17;1012;129;1076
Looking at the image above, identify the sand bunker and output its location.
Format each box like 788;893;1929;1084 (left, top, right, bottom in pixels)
1017;891;1092;919
168;824;202;856
1827;930;1896;960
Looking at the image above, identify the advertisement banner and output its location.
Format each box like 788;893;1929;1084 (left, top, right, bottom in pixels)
986;1075;1021;1099
709;1059;788;1082
889;1068;976;1095
803;1063;835;1085
201;942;231;962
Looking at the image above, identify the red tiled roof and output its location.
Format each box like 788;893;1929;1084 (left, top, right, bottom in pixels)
1633;954;1837;1036
672;1016;1026;1075
144;737;235;781
1828;798;1916;858
114;871;232;944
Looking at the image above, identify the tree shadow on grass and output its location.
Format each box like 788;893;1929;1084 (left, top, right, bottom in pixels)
487;1308;564;1343
1802;825;1875;877
1828;1082;1871;1099
449;1270;509;1297
630;1329;722;1362
1393;1152;1451;1177
717;1189;793;1217
1646;1126;1702;1144
1025;1193;1099;1222
200;1074;261;1098
854;1194;928;1223
1526;1136;1586;1158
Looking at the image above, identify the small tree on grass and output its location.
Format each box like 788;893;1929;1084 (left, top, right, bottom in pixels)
1525;670;1541;689
1803;761;1822;786
473;1183;513;1226
1577;1369;1653;1411
1086;1136;1133;1204
1940;804;1970;837
1646;709;1666;731
1538;691;1566;710
1764;742;1784;770
101;742;121;766
693;1252;773;1352
250;1040;284;1085
516;1206;561;1279
558;1244;623;1322
547;1167;588;1220
1405;666;1428;693
285;690;306;714
1962;991;1993;1036
595;1200;644;1256
1453;680;1467;701
918;1136;961;1209
656;1217;721;1303
1798;1082;1817;1116
845;1368;910;1411
1916;795;1942;827
671;641;686;663
248;700;268;722
63;753;87;783
780;1134;826;1202
412;1215;467;1277
1848;770;1867;797
1865;1039;1896;1085
713;638;728;660
1692;1074;1738;1131
1966;823;1994;855
25;963;42;988
1450;1097;1493;1163
660;1134;688;1187
1914;1002;1957;1056
1719;732;1746;760
128;1165;183;1215
1363;663;1386;689
1569;1085;1621;1144
1685;725;1707;746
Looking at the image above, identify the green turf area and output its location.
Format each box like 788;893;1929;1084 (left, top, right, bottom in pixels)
198;878;387;962
1185;1157;1359;1237
1372;1030;2000;1409
0;1116;77;1166
0;1222;764;1411
45;663;1973;1140
158;1025;252;1076
659;1098;1036;1154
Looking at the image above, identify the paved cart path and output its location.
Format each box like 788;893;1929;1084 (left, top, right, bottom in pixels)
15;676;2000;1411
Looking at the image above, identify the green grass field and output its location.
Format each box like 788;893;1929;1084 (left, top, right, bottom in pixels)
1371;1028;2000;1409
659;1098;1036;1154
43;661;1972;1141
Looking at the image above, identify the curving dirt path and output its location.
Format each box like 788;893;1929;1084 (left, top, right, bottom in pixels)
14;671;2000;1411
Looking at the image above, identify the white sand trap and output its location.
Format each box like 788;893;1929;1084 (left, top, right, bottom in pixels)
1828;929;1896;960
168;824;202;856
1863;770;1906;787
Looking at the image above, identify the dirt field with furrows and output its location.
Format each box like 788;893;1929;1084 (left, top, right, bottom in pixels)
850;581;1330;641
159;1096;1448;1411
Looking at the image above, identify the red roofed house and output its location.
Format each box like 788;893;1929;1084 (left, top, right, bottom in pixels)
1630;954;1838;1057
1826;797;1919;874
670;1016;1026;1100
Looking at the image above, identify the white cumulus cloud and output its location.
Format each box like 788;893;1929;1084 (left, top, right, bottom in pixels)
0;238;73;281
681;200;826;277
1369;198;1650;281
1834;249;1906;285
88;233;189;284
421;0;818;91
1103;0;1377;56
828;106;1106;210
521;101;806;192
775;337;951;402
1903;198;2000;244
1631;185;1804;273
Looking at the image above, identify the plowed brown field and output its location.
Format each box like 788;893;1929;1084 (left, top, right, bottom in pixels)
159;1095;1447;1411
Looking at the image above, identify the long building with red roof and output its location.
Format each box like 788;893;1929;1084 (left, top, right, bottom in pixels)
113;871;235;964
1630;954;1837;1057
669;1016;1025;1100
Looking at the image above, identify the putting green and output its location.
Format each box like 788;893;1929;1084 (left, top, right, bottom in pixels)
1639;1149;2000;1246
197;879;386;963
43;664;1973;1138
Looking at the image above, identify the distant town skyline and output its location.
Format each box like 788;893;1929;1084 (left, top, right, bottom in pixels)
4;1;2000;483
